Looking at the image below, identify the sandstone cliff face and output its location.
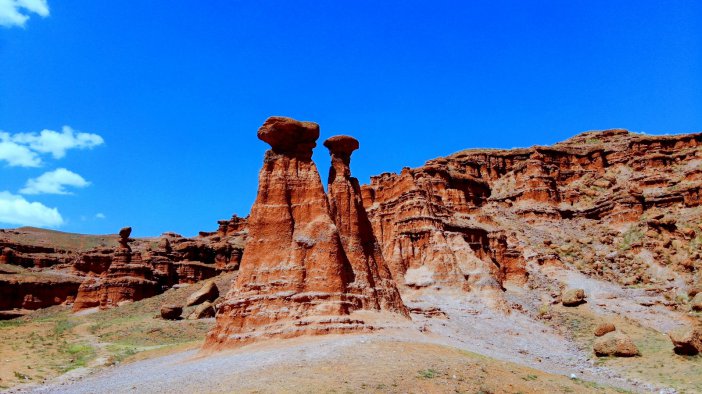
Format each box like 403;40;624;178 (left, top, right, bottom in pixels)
205;118;407;349
362;129;702;294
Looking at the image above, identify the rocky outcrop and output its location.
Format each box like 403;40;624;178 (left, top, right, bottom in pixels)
73;227;159;310
0;222;248;314
0;273;81;312
362;129;702;292
324;135;407;314
205;117;407;350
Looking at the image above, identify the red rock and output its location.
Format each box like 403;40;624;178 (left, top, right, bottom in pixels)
0;275;82;310
161;305;182;320
257;116;319;159
186;281;219;307
205;118;402;350
669;327;702;355
188;301;216;319
594;322;616;337
593;332;639;357
73;228;158;311
324;135;407;314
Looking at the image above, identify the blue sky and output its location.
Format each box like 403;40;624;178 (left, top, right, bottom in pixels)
1;1;700;236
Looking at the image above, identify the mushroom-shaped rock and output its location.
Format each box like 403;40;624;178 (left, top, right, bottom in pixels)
257;116;319;159
160;305;182;320
324;135;359;158
561;288;586;306
119;227;132;239
594;322;616;337
186;281;219;307
593;332;639;357
118;227;133;250
325;135;360;182
669;327;702;355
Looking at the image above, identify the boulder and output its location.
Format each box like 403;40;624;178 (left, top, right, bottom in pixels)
594;322;616;337
185;281;219;307
323;135;359;158
669;327;702;355
593;332;639;357
160;305;182;320
562;288;586;306
256;116;319;159
188;301;216;319
690;293;702;311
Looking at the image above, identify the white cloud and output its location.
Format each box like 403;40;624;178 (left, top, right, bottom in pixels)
0;132;41;167
95;212;106;219
20;168;90;195
0;0;49;28
12;126;105;159
0;191;63;227
0;126;104;167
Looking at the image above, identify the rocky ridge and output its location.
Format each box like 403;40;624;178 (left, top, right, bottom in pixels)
362;129;702;301
0;216;247;316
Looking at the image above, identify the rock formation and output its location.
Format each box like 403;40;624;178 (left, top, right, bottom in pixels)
362;129;702;296
73;227;159;310
0;222;247;315
204;117;407;350
2;127;702;330
324;135;407;314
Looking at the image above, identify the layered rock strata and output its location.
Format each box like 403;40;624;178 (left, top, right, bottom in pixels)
324;135;407;314
361;129;702;293
73;227;159;310
205;117;407;349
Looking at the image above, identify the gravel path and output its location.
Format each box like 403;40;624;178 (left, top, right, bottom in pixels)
21;335;371;394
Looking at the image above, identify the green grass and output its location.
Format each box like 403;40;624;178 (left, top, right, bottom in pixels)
521;374;538;381
619;226;643;251
105;344;138;364
418;368;439;379
572;377;631;392
58;343;95;372
53;318;76;336
0;319;24;329
13;371;31;381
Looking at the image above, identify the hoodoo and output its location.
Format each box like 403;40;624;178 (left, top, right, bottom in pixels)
204;117;407;350
72;227;158;310
324;135;407;314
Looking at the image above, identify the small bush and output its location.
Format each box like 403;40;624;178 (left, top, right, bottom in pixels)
418;368;439;379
